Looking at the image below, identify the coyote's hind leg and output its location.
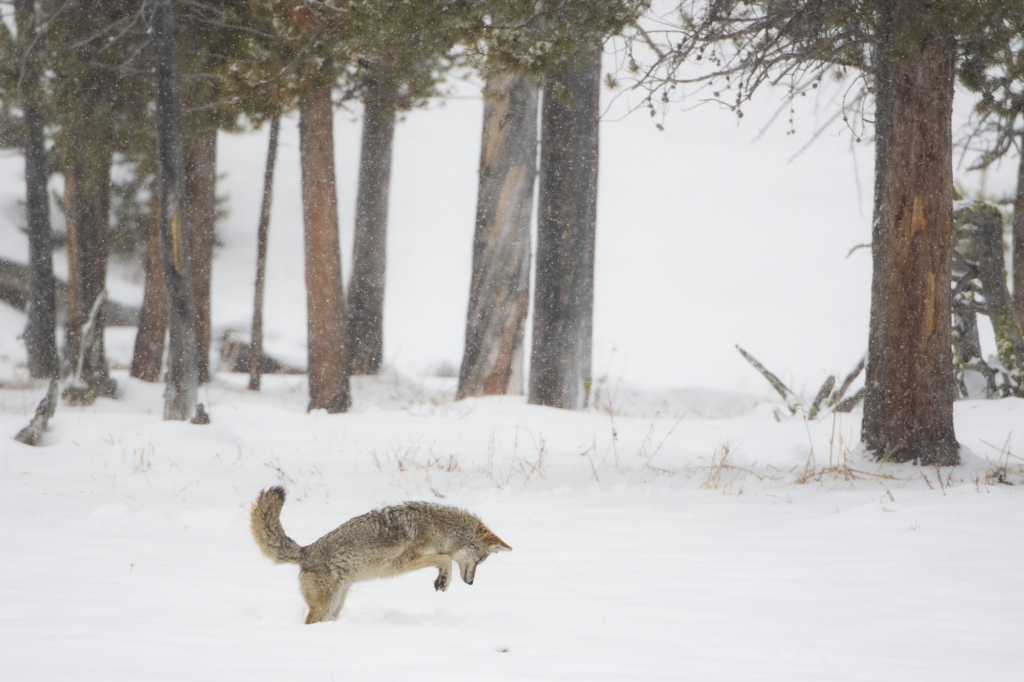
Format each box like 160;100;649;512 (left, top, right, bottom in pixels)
326;583;350;621
300;569;341;624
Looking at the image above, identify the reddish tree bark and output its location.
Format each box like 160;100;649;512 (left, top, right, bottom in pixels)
457;72;537;400
131;191;167;382
862;0;959;465
300;85;351;412
185;124;217;383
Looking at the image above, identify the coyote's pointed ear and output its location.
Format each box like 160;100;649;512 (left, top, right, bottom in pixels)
478;528;512;552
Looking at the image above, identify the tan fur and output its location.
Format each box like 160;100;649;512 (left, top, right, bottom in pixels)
250;487;511;623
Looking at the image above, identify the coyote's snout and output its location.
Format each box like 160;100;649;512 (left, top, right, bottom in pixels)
250;487;512;624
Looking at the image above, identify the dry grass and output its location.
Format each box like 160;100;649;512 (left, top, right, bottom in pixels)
791;413;903;487
699;443;767;490
367;430;549;494
977;434;1023;486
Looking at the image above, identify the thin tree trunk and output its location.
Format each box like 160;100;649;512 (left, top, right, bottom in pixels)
131;191;167;382
249;116;280;391
457;71;537;400
529;45;601;410
1013;142;1024;327
862;0;958;465
61;104;115;397
953;203;1024;392
15;0;59;379
153;0;198;421
185;123;217;383
347;82;396;376
300;84;351;412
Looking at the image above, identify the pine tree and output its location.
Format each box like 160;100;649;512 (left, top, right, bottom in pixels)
13;0;59;379
630;0;1024;464
956;12;1024;331
469;1;647;408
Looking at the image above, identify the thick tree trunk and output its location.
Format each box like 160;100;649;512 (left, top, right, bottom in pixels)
153;0;198;421
185;123;217;383
131;191;167;382
347;82;396;376
300;85;351;412
15;0;59;379
1013;144;1024;327
529;45;601;410
862;0;958;465
457;72;538;400
61;106;115;397
249;116;280;391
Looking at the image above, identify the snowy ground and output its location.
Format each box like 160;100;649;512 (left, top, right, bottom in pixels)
1;374;1023;681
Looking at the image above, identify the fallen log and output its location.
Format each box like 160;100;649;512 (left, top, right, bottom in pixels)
736;345;800;414
808;375;835;419
0;255;139;326
14;379;58;446
219;336;302;375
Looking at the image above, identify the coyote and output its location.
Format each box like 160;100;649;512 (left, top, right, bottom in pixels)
250;486;512;624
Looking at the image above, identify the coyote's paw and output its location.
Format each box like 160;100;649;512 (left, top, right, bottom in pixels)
434;569;451;592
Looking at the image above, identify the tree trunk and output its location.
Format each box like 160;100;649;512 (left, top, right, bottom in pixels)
15;0;59;379
347;82;396;376
529;45;601;410
185;123;217;383
862;0;959;465
300;84;351;412
1013;142;1024;327
249;116;280;391
61;103;115;397
131;191;167;382
953;203;1024;393
153;0;198;421
457;71;538;400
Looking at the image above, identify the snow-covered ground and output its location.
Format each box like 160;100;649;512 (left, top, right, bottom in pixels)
1;46;1023;680
1;375;1023;681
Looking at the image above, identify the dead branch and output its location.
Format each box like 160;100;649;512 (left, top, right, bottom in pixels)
736;344;799;413
14;379;58;446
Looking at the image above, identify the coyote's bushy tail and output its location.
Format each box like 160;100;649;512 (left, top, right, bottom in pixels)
251;486;303;564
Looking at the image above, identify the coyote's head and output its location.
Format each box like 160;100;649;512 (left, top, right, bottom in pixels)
453;526;512;585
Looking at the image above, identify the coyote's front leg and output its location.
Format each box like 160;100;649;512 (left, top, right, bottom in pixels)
392;551;453;591
433;563;452;592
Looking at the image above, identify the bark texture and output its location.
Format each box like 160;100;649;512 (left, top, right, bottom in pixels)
862;0;959;465
16;0;59;379
154;0;198;420
61;99;115;397
457;72;538;400
249;116;280;391
185;123;217;383
529;46;601;410
131;192;167;382
347;83;396;376
1013;146;1024;327
300;85;351;412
